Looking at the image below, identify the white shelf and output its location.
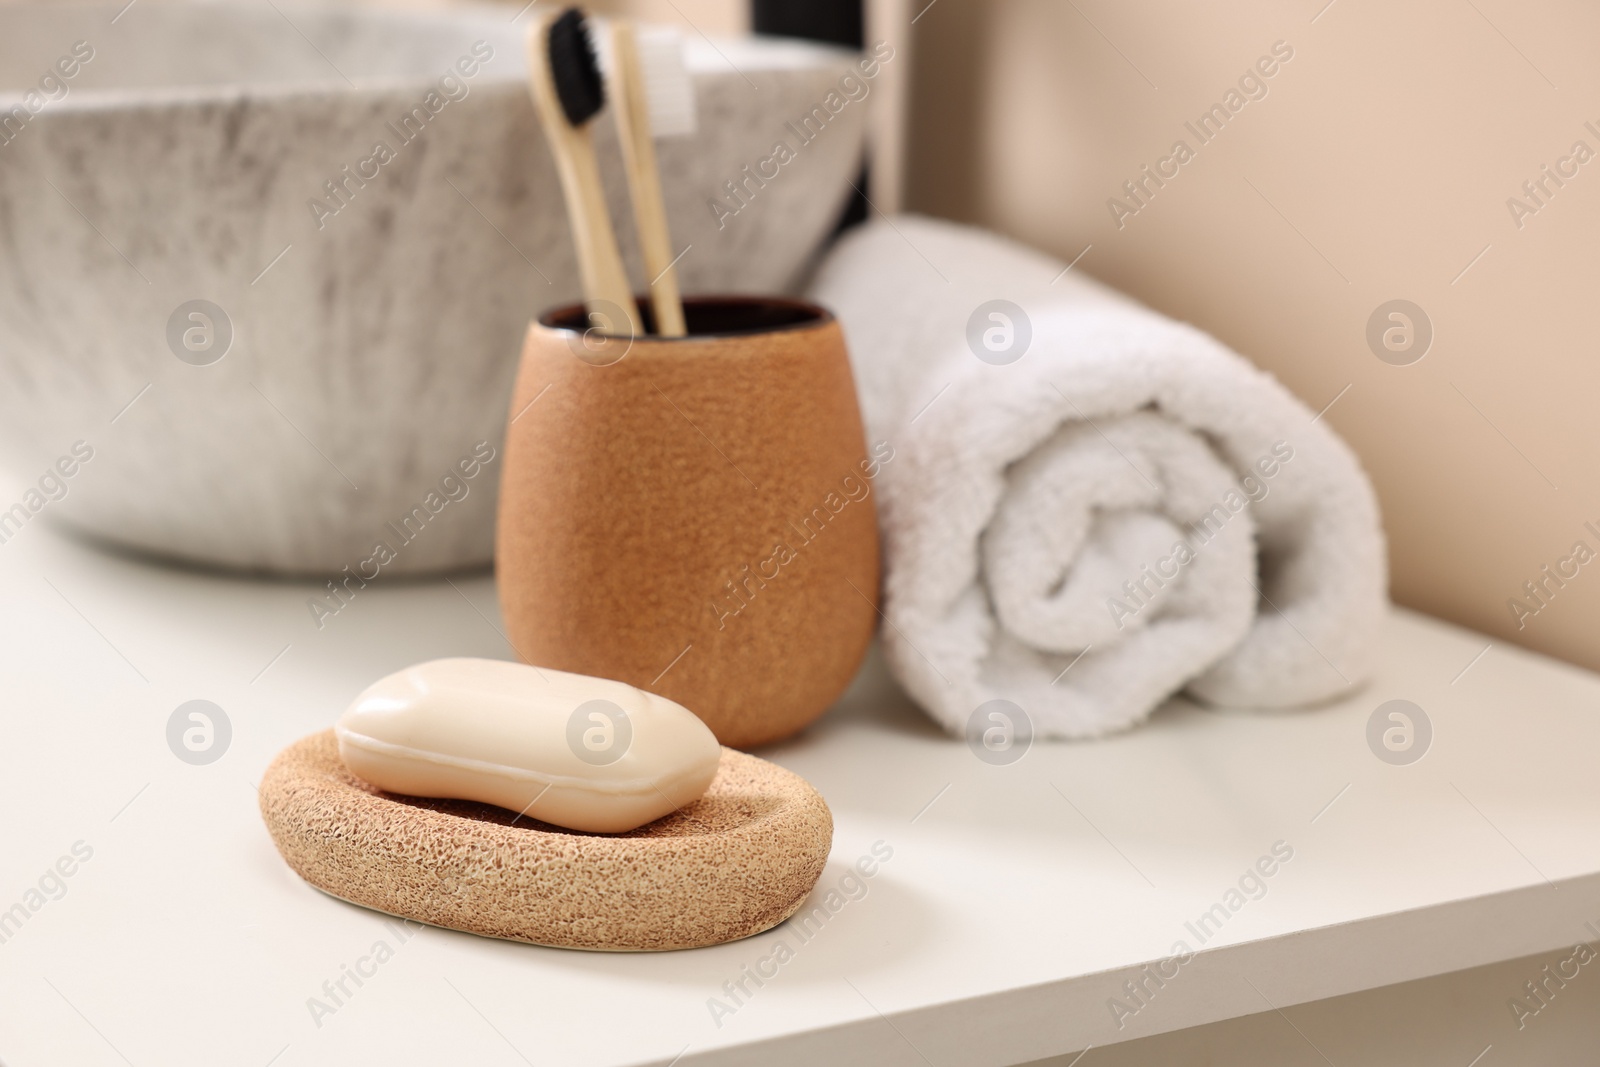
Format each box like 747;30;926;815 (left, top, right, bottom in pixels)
3;524;1598;1067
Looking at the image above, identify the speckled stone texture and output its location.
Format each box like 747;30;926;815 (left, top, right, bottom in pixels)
497;298;881;749
259;730;833;951
0;5;866;573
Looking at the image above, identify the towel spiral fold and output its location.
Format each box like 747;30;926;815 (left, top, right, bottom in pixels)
808;217;1386;738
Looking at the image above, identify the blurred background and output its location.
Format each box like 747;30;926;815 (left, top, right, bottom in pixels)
11;0;1589;674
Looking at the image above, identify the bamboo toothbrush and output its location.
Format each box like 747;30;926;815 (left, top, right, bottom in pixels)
608;22;695;338
527;7;642;337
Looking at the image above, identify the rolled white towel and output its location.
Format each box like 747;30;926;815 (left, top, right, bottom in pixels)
807;217;1386;738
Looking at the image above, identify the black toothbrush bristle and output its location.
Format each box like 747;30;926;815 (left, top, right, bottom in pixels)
547;7;605;126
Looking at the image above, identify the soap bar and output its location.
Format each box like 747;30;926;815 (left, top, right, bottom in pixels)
335;658;722;834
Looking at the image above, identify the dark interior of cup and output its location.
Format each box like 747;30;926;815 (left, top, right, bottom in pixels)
541;296;831;339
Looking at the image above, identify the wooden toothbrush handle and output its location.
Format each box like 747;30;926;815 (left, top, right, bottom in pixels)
563;133;643;336
525;21;642;338
611;22;687;338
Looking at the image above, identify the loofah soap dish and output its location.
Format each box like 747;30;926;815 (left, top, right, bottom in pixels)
259;731;833;951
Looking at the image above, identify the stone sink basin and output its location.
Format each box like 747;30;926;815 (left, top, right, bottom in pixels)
0;3;867;574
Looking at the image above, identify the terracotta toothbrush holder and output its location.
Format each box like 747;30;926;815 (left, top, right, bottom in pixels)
496;297;885;750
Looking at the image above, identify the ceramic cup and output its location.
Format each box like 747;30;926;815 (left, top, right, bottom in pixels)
497;297;882;749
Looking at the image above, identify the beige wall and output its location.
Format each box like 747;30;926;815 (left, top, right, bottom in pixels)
907;0;1600;674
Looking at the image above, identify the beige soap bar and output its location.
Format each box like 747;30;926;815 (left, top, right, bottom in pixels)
335;658;721;834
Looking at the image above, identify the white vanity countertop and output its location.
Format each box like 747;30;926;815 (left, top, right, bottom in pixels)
2;524;1597;1067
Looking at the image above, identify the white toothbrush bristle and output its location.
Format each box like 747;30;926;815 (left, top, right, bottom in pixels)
635;27;697;138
